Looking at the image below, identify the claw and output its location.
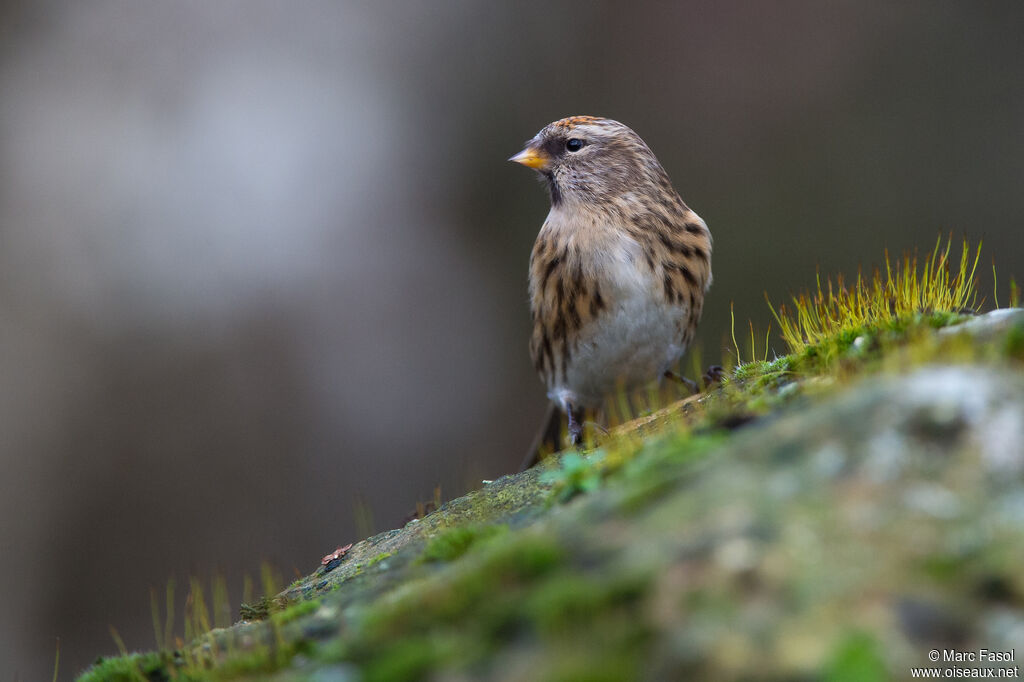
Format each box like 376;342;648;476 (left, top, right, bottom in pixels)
567;406;584;446
702;364;725;388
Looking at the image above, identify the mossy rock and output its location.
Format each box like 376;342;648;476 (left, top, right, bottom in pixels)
77;310;1024;681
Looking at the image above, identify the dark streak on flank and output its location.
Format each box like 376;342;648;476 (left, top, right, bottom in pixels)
663;273;677;303
567;298;582;331
658;231;694;258
672;262;698;288
590;287;605;317
681;264;698;288
552;315;566;347
541;254;561;292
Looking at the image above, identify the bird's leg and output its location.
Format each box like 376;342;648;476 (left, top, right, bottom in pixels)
665;366;726;394
566;404;585;446
664;370;699;394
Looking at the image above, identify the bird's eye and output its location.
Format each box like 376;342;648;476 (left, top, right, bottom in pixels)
565;138;585;152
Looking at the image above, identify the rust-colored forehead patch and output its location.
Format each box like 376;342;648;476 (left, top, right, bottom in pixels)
551;115;603;130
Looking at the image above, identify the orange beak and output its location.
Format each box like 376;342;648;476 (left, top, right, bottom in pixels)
509;145;551;171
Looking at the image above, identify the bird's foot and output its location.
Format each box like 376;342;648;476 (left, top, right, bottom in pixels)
568;419;584;446
566;405;586;446
702;365;725;389
665;366;725;394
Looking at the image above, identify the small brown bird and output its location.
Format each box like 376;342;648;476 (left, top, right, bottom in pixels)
511;116;713;464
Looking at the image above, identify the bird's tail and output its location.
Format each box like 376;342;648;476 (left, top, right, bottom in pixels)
519;402;563;472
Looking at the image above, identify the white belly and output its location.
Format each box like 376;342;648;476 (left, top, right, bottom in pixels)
550;235;688;409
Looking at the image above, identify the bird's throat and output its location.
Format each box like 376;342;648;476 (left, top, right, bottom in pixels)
542;171;562;206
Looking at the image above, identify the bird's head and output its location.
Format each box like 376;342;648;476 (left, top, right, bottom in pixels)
510;116;668;207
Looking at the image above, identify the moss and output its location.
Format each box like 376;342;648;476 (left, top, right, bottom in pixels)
540;452;605;503
926;310;965;329
212;638;311;678
239;596;279;621
360;642;433;682
420;524;508;563
366;551;393;566
357;532;564;647
78;654;169;682
421;467;549;532
473;590;528;640
544;653;642;682
340;529;645;680
614;433;723;514
781;311;968;378
525;571;650;635
1004;319;1024;360
360;636;458;682
768;237;982;352
270;598;319;626
823;631;888;682
917;553;972;584
477;531;565;580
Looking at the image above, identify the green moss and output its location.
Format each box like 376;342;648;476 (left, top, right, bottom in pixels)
367;551;393;566
360;636;455;682
540;452;605;503
1004;319;1024;360
420;524;508;563
239;596;276;621
544;653;641;682
270;598;319;626
823;631;888;682
730;356;793;391
213;638;311;678
614;433;723;514
527;575;608;633
525;571;650;635
768;237;982;352
926;310;965;328
78;654;168;682
357;531;564;648
918;554;970;584
344;530;641;680
478;531;565;580
781;312;961;377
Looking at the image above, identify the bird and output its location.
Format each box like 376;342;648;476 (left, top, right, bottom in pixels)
510;116;713;468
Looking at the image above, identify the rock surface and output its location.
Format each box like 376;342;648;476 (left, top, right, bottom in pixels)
80;310;1024;681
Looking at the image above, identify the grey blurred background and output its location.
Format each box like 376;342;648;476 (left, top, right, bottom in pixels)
1;1;1022;678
